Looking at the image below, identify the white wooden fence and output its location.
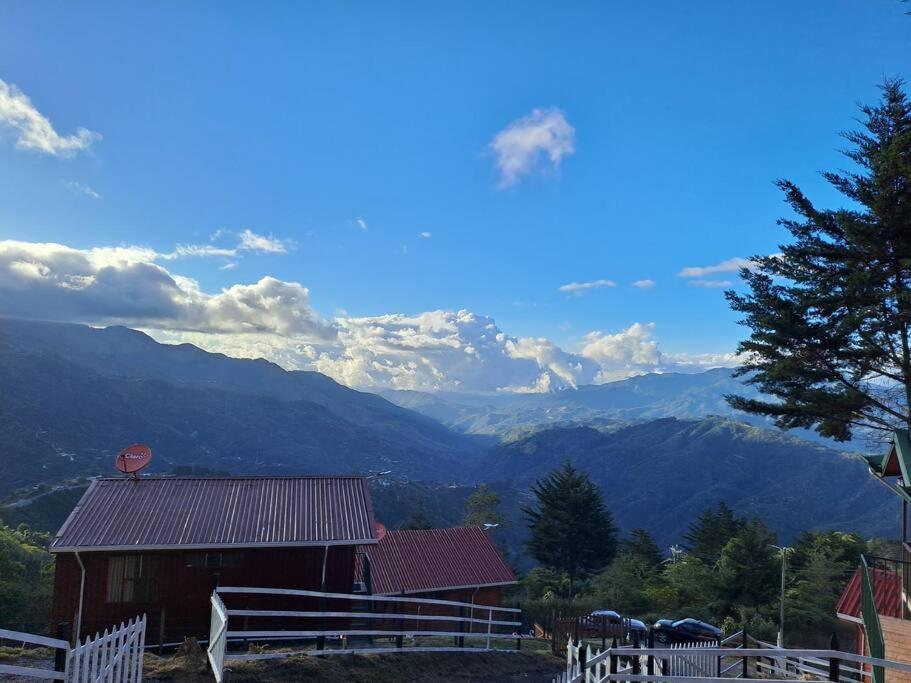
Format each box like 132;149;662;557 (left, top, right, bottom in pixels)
559;640;911;683
207;586;524;681
0;615;146;682
68;615;146;682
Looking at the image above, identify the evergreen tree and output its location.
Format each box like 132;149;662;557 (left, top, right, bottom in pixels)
786;548;850;643
523;462;618;598
726;79;911;440
716;518;779;609
401;502;434;530
463;484;506;529
683;502;744;563
623;528;663;568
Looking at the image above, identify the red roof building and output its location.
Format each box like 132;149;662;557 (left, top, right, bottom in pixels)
358;527;516;608
51;476;377;644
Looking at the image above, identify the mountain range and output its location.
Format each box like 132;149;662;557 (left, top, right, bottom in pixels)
0;317;897;553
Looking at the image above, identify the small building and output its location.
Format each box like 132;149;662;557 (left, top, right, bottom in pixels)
358;527;516;607
836;430;911;678
50;476;377;644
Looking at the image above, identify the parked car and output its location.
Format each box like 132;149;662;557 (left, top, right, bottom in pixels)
590;609;621;623
652;618;722;644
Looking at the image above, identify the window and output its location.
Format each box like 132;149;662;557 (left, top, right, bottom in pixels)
106;555;159;603
184;552;242;569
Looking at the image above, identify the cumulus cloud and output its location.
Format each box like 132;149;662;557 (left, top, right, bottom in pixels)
633;279;656;289
0;238;743;394
0;79;100;157
66;181;100;200
419;231;432;238
558;279;616;295
490;108;575;187
0;240;335;340
356;218;368;231
677;257;754;278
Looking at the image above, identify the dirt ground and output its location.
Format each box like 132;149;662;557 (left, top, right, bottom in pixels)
143;645;563;682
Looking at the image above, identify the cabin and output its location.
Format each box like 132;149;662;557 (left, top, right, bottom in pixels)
836;430;911;678
357;527;516;608
50;476;377;644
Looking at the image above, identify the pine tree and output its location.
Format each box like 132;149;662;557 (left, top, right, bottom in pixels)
716;518;779;609
683;502;744;563
623;528;663;568
463;484;506;529
401;502;434;530
727;79;911;441
523;462;618;598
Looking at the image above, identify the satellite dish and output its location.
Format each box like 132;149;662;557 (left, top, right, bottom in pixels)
375;522;387;542
115;444;152;475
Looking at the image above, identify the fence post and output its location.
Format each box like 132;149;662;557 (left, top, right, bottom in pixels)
458;606;466;648
829;632;841;682
581;644;589;682
396;596;405;650
54;622;67;674
158;607;166;656
610;636;618;675
742;628;749;679
632;629;641;676
716;638;722;677
647;629;655;678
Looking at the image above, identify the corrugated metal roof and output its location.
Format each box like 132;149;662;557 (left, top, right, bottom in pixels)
836;566;902;621
359;527;516;595
51;476;377;552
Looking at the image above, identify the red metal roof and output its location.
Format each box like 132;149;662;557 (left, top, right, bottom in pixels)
359;527;516;596
51;476;377;552
836;566;902;621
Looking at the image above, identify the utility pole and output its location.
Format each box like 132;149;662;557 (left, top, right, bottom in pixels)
770;545;791;647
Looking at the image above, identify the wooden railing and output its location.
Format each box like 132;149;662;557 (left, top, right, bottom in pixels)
558;634;911;683
0;615;146;682
207;585;525;678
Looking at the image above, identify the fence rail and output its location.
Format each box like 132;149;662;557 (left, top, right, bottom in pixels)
559;636;911;683
208;585;525;681
0;616;146;682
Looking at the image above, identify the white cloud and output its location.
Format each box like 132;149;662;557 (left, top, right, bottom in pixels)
237;229;290;254
688;279;733;288
0;240;335;341
678;257;753;278
0;79;100;157
490;108;575;187
558;279;616;294
0;238;742;394
220;262;238;271
166;244;237;259
633;279;656;289
419;231;432;238
356;218;368;231
66;181;100;200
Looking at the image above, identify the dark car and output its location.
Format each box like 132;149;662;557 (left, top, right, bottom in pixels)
652;618;722;644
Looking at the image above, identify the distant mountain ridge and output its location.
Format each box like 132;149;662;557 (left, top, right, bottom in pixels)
380;368;853;450
477;416;896;547
0;318;484;495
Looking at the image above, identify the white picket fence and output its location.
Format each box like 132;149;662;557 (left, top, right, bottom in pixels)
68;615;147;682
667;640;720;678
0;615;146;682
207;594;228;683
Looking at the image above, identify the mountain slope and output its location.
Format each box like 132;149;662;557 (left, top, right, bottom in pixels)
476;417;896;546
381;368;852;450
0;318;483;495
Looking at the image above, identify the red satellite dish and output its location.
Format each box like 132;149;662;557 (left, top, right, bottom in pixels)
375;522;387;542
115;444;152;475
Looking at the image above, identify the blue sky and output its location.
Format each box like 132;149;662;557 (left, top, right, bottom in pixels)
0;2;908;392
